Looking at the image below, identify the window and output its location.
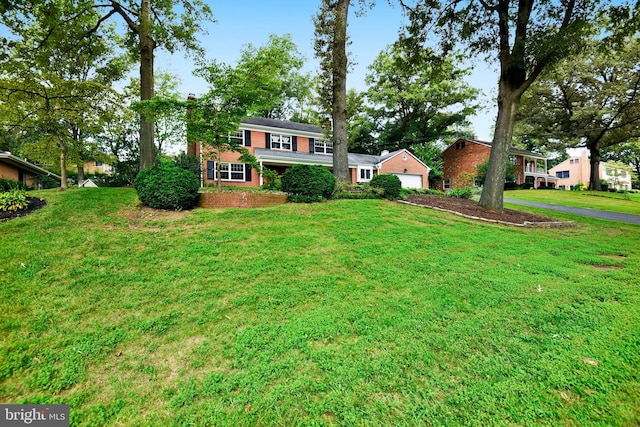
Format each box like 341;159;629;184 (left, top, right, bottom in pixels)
229;130;244;146
443;179;451;190
570;159;574;164
455;141;466;150
271;134;292;151
95;161;103;166
314;140;333;154
620;171;627;177
358;167;373;183
556;171;570;178
216;162;246;181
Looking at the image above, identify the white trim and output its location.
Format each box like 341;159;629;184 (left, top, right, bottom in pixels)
239;123;323;140
357;166;373;183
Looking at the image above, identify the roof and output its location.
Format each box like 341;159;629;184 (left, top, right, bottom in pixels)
445;138;548;159
242;117;324;135
254;148;430;171
0;151;61;180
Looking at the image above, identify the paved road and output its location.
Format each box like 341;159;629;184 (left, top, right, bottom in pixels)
503;198;640;224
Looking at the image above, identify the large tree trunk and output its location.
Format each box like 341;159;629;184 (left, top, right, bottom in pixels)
139;0;156;170
331;0;350;182
589;144;602;190
58;139;68;190
479;86;521;211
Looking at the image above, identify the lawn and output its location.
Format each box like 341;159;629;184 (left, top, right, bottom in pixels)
505;189;640;215
1;188;639;426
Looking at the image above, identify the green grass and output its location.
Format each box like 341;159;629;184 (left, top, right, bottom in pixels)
1;188;639;426
505;189;640;215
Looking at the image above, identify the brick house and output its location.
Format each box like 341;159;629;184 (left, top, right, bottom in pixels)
440;138;556;190
0;151;60;188
190;117;431;189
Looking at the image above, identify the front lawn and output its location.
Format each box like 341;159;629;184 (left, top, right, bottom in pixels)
1;188;638;426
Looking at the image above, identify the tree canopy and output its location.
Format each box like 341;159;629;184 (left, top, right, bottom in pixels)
399;0;607;210
517;36;640;190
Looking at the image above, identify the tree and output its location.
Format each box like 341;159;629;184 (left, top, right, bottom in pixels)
0;2;127;189
606;140;640;189
399;0;604;210
314;0;372;182
364;44;481;151
517;37;640;190
2;0;214;171
179;37;309;192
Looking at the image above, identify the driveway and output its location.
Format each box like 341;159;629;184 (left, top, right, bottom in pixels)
503;198;640;225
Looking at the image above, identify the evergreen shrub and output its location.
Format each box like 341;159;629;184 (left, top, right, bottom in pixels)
134;165;200;210
281;164;336;202
369;174;402;200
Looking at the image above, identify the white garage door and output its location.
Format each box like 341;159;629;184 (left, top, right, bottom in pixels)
391;173;423;188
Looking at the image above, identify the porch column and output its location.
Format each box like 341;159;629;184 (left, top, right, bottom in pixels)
259;160;264;186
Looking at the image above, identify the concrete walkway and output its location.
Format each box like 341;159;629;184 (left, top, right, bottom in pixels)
503;198;640;225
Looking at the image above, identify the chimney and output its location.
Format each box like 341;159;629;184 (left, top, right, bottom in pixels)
381;150;389;156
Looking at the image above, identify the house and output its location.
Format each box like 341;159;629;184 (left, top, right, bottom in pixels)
549;151;633;190
189;117;431;189
0;151;61;188
440;138;556;190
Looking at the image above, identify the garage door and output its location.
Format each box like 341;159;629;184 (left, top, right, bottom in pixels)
391;173;423;188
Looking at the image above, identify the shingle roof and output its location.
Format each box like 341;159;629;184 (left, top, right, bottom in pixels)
242;117;323;134
0;151;61;180
254;148;401;167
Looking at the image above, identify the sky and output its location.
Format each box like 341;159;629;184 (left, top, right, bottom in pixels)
154;0;499;142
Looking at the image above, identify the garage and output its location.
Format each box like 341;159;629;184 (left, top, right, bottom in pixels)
391;173;423;188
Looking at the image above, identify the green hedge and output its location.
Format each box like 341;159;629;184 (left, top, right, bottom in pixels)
281;165;336;202
134;165;200;210
369;174;402;200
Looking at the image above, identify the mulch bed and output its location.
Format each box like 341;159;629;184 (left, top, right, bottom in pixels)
405;194;567;226
0;197;47;222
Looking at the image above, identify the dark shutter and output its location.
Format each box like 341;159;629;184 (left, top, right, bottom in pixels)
309;138;315;153
244;130;251;147
245;164;252;182
265;132;271;149
292;136;298;152
207;161;214;180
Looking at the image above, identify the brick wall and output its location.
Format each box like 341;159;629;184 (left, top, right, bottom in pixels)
0;163;20;181
441;140;491;190
199;192;287;209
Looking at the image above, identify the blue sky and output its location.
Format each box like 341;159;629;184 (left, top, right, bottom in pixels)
156;0;498;141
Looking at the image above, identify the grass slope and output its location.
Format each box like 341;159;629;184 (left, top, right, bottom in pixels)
1;188;639;426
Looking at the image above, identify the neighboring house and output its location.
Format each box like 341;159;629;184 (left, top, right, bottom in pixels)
83;160;113;175
68;160;113;176
549;151;633;190
440;138;556;190
189;117;431;189
0;151;61;188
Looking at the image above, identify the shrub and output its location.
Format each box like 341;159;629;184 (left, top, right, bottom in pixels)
369;174;402;200
572;182;585;191
0;189;29;212
446;187;474;199
332;182;382;200
281;165;336;202
134;165;200;210
0;178;28;192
